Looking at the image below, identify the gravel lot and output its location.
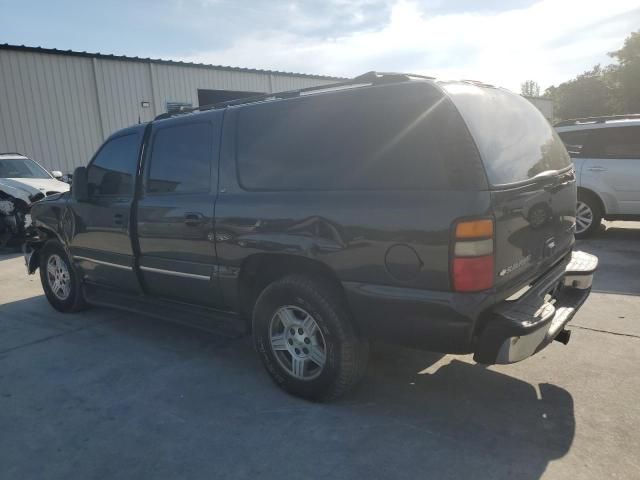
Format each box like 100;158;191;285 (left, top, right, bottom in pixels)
1;222;639;480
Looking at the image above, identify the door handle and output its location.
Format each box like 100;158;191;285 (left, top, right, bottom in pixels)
184;212;204;226
587;166;607;172
113;213;124;225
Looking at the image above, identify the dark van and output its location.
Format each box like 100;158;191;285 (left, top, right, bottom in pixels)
27;72;597;400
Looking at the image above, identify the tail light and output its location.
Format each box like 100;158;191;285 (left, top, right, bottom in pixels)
452;218;494;292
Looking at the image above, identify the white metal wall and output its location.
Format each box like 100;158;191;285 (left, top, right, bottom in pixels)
0;49;337;172
525;96;554;121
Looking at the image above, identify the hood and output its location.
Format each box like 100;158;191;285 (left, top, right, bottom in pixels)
0;177;70;203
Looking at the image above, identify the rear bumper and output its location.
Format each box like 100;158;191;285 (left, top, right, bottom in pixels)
474;250;597;364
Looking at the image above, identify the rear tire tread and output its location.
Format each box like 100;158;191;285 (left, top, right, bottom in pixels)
253;274;368;401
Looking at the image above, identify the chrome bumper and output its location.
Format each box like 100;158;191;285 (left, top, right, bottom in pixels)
474;250;598;365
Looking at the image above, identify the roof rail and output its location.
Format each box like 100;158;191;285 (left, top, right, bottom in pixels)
153;71;430;121
554;113;640;127
0;152;27;157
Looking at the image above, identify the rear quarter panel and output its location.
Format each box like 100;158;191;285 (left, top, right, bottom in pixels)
215;107;493;309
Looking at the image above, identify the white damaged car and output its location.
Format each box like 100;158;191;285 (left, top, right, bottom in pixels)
0;153;70;247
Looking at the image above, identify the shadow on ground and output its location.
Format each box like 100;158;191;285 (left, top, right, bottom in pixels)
1;295;575;480
0;248;22;261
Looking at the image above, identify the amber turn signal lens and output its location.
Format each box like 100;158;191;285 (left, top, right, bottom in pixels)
455;219;493;239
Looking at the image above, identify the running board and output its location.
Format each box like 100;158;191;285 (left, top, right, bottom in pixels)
83;284;247;339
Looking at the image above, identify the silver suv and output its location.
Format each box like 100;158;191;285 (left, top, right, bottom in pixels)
556;115;640;238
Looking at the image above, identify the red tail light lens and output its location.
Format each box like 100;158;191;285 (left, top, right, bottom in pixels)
452;218;495;292
452;255;494;292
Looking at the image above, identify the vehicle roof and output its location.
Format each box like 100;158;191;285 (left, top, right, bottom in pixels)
151;72;503;121
108;72;509;137
0;153;30;159
555;114;640;132
106;122;149;141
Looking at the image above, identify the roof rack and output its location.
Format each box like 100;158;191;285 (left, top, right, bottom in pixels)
554;113;640;127
154;71;432;121
0;152;27;157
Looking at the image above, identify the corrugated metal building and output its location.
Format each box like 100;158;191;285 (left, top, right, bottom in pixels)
0;44;340;173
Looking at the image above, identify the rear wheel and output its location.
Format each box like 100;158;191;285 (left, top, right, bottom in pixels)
39;240;87;312
252;274;368;401
575;192;602;239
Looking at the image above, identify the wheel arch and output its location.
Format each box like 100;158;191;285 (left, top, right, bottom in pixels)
25;227;67;274
236;253;347;321
577;187;606;215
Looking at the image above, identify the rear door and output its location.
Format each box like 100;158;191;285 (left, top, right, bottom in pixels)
67;127;143;293
443;84;575;295
135;113;222;307
581;125;640;215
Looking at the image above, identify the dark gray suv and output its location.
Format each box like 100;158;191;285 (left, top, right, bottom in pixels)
26;72;597;400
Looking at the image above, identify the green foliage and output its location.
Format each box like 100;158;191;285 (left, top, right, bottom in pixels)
544;31;640;121
608;31;640;114
521;80;541;97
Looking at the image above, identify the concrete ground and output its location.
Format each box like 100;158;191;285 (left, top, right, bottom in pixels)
1;222;639;480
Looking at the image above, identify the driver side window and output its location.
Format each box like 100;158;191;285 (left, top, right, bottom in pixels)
87;133;140;196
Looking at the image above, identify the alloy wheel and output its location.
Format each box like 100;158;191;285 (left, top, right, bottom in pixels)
46;254;71;301
269;305;327;381
575;201;594;235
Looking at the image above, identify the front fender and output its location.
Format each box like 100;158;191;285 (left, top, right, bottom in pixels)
23;242;41;274
30;196;69;246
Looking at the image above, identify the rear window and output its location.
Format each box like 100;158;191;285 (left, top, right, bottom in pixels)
443;83;571;186
235;82;486;191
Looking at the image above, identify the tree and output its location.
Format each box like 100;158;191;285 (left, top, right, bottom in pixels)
544;30;640;120
608;31;640;113
544;65;614;120
521;80;541;97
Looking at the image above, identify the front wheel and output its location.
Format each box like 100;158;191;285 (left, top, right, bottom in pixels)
252;275;368;401
39;240;87;313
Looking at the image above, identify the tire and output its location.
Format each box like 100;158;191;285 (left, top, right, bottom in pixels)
252;274;368;401
39;240;87;313
575;192;602;239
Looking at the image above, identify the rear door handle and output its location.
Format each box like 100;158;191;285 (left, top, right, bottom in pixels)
113;213;124;225
184;212;204;226
587;166;607;172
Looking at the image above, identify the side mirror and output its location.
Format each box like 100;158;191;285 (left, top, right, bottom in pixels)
72;167;89;202
51;170;63;179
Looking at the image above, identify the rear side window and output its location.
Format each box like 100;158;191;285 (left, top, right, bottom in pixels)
235;82;485;191
88;133;140;196
443;84;571;186
588;126;640;159
147;122;213;193
558;130;590;157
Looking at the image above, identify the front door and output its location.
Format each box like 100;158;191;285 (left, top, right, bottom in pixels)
135;114;222;307
66;127;144;292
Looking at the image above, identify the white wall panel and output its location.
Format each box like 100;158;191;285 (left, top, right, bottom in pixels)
0;47;340;172
0;50;103;172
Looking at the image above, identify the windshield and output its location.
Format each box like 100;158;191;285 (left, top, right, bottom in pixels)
0;158;52;179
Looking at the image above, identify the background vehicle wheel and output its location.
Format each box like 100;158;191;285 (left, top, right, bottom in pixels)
575;192;602;239
252;274;368;401
39;240;87;313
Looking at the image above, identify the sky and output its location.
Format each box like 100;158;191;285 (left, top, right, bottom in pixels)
1;0;639;92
